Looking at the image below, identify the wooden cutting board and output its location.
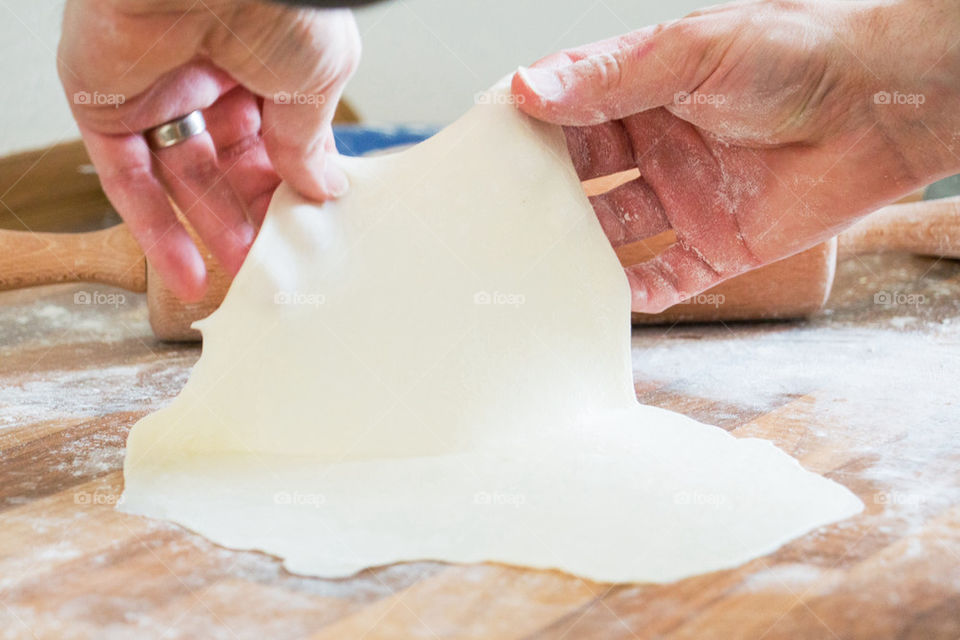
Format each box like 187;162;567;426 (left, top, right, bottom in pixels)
1;251;959;639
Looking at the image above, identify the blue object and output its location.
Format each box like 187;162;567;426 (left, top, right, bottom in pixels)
925;174;960;200
333;124;440;157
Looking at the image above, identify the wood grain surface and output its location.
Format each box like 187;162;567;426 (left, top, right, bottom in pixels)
2;250;959;640
0;226;145;293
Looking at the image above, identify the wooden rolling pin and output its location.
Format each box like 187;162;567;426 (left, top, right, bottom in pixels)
1;196;958;340
578;169;960;324
620;195;960;324
0;218;230;341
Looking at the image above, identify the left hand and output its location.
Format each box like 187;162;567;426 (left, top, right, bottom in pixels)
58;0;360;301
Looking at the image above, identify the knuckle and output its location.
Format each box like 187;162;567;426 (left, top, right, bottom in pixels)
99;163;155;192
267;131;324;167
218;133;262;164
289;10;360;88
231;103;263;139
585;52;625;94
178;158;220;186
313;24;362;92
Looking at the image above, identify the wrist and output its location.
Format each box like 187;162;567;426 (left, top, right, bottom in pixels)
861;0;960;183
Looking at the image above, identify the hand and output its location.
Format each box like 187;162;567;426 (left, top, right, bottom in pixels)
512;0;960;313
58;0;360;301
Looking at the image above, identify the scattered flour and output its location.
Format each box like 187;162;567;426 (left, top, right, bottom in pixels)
740;563;830;592
632;319;960;543
0;363;190;429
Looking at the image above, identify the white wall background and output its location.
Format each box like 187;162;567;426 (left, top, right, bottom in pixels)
0;0;711;156
0;0;73;155
349;0;710;125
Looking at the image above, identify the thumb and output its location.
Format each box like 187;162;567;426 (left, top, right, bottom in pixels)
511;20;718;126
262;83;351;201
211;7;361;200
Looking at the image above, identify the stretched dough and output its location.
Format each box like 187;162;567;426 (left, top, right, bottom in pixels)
120;81;862;583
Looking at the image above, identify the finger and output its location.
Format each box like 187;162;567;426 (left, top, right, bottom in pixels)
563;122;635;180
152;130;256;276
262;99;346;201
210;8;362;201
622;108;760;274
625;242;726;314
204;87;280;228
590;178;670;247
79;125;207;302
511;19;720;126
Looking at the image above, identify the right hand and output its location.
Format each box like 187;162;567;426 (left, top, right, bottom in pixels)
513;0;960;313
59;0;361;301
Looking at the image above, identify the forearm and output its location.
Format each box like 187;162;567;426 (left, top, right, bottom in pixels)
860;0;960;185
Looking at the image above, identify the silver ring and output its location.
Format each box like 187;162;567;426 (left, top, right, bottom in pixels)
145;110;206;150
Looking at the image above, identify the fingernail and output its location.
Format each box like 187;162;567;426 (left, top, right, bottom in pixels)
322;163;349;198
517;66;564;100
238;222;256;249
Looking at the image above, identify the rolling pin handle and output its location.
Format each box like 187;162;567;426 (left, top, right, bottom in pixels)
838;196;960;259
0;224;147;293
